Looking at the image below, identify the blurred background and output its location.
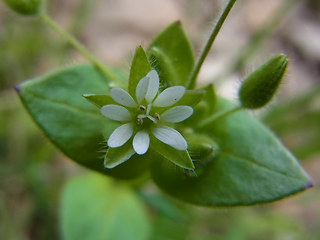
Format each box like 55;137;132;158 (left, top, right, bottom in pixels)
0;0;319;239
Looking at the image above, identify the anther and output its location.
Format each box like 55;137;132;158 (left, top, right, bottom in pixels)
155;113;160;121
139;105;146;111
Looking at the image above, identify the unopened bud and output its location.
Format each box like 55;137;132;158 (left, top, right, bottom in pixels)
239;54;289;109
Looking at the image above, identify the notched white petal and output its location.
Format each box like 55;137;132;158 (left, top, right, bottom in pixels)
153;86;185;107
133;130;150;155
161;106;193;123
110;88;137;107
100;104;132;121
108;123;133;148
145;70;159;103
136;76;149;103
152;126;187;150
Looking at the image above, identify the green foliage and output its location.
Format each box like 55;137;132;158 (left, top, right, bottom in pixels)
3;0;43;16
61;173;151;240
16;65;149;179
151;98;311;206
239;54;288;109
147;21;194;87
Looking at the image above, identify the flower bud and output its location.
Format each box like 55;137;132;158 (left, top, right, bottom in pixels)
3;0;43;16
186;133;218;162
239;54;289;109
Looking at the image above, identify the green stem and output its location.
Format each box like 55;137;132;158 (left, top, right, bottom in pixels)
212;0;299;85
39;12;121;82
187;0;237;89
197;105;242;128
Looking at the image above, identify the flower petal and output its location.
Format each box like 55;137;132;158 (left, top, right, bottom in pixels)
110;88;137;107
107;123;133;148
136;70;159;103
153;86;185;107
152;126;187;150
100;104;132;121
161;106;193;123
145;70;159;103
135;76;149;103
133;130;150;155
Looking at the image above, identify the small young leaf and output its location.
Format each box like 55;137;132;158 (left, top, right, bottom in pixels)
61;173;151;240
239;54;289;109
128;46;152;98
151;98;311;206
4;0;43;16
16;65;148;179
147;21;194;87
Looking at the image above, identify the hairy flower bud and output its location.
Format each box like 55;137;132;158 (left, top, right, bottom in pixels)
239;54;289;109
3;0;43;16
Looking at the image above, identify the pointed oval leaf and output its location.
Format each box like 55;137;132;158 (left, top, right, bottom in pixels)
151;98;311;206
61;173;151;240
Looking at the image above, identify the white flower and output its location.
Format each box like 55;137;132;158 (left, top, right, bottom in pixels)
100;70;193;155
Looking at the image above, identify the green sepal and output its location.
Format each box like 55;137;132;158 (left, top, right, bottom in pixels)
151;138;194;170
128;46;152;98
239;54;289;109
147;21;194;87
83;94;116;108
4;0;43;16
104;141;135;168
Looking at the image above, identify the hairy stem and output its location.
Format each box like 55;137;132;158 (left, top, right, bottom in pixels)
39;12;121;82
187;0;238;89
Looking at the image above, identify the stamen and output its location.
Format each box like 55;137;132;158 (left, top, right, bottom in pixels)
139;105;146;111
155;113;160;121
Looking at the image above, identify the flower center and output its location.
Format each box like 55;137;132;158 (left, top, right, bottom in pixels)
137;104;160;126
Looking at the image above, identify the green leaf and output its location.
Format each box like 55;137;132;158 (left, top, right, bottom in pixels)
151;98;312;206
128;46;152;98
83;94;116;108
147;21;194;87
16;64;148;179
151;138;194;170
61;173;151;240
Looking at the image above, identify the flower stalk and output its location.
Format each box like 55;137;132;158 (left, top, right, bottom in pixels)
187;0;238;89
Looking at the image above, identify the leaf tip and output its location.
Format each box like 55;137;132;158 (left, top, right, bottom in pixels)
14;84;21;93
306;181;313;189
